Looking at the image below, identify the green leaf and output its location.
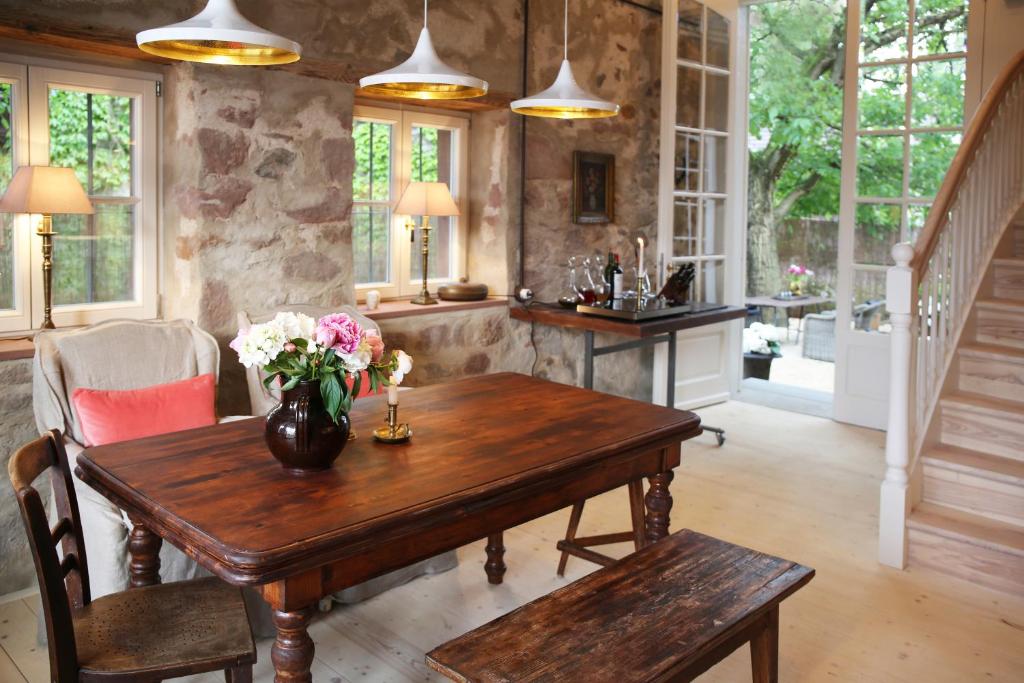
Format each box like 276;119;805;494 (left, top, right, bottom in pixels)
321;373;342;424
281;375;301;391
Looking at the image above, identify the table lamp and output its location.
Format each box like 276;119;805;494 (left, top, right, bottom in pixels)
0;166;94;329
395;181;460;305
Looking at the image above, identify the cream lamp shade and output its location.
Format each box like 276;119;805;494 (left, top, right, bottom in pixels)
136;0;301;66
512;0;619;119
395;182;460;217
0;166;94;216
359;0;487;100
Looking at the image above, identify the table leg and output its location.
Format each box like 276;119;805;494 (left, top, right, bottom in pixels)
644;470;674;543
127;518;162;588
271;606;315;683
485;532;507;585
666;331;677;409
583;331;594;390
750;606;780;683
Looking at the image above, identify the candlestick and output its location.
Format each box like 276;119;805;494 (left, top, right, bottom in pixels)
387;383;399;405
374;384;411;443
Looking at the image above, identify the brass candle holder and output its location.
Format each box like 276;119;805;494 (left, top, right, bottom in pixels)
373;403;412;443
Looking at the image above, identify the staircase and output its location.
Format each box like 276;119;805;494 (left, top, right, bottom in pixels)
907;225;1024;594
879;49;1024;590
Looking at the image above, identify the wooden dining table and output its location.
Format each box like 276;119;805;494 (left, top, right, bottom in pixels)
75;372;702;682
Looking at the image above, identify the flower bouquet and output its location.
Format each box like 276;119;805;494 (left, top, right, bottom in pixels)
786;264;815;296
742;322;782;380
231;311;412;472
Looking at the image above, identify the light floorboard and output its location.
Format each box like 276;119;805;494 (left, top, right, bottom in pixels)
2;400;1023;681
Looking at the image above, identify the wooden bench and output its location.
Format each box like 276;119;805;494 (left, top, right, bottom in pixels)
427;529;814;682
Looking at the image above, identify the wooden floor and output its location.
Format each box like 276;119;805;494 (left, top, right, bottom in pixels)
2;400;1023;681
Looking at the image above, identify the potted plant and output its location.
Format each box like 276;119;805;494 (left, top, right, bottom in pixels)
230;311;412;473
742;322;782;380
786;264;815;297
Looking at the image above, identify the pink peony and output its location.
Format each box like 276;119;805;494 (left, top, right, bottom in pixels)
315;313;363;356
364;329;385;363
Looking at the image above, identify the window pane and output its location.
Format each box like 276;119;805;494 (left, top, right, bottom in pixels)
914;0;967;55
409;126;455;282
706;9;730;69
907;204;929;243
353;120;392;202
677;0;703;63
854;203;901;266
352;205;390;285
673;198;698;257
675;131;700;192
0;82;14;311
702;134;727;193
48;87;137;306
53;203;135;305
858;64;906;130
705;71;729;132
699;259;725;303
702;197;725;255
912;59;964;128
49;88;133;197
852;268;890;332
857;134;904;197
910;131;960;197
860;0;907;63
676;66;701;129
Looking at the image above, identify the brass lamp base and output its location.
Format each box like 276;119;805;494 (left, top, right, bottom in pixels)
410;291;438;305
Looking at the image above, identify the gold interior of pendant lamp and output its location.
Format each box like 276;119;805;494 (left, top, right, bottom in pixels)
513;104;618;118
138;39;299;65
358;81;487;100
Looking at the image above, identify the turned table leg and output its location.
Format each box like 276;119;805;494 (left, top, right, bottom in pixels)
484;532;506;585
271;606;315;683
127;518;162;588
644;470;674;543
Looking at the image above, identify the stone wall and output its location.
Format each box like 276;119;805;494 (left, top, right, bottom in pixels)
0;359;44;595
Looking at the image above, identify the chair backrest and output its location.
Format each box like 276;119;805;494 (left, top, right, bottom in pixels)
8;430;88;682
34;318;221;445
237;305;378;416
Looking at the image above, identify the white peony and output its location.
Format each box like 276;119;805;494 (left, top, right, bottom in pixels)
391;350;413;384
271;311;317;349
236;322;289;368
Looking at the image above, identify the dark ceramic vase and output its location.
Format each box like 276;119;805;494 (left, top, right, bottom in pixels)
265;380;349;474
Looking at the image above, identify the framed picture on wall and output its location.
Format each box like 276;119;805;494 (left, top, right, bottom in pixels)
572;151;615;224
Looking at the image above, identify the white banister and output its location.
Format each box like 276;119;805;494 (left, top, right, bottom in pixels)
880;243;915;568
880;51;1024;568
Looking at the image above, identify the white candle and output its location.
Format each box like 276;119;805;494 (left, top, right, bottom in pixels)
387;383;399;406
637;236;645;275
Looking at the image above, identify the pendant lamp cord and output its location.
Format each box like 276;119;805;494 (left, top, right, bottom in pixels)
424;0;429;28
563;0;568;60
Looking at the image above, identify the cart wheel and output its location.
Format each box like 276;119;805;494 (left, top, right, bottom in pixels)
716;433;726;447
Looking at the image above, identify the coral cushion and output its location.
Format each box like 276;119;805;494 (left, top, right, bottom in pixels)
72;374;217;447
346;370;384;399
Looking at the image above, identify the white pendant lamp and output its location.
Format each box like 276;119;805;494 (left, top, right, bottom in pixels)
137;0;301;66
512;0;619;119
359;0;488;100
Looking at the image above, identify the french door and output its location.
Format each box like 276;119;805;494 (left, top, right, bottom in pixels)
834;0;969;428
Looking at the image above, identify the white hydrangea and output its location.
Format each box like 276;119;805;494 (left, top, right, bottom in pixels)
271;311;317;349
236;322;289;368
339;342;371;374
742;327;771;355
749;322;781;343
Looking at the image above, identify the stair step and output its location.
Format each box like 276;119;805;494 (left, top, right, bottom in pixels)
922;445;1024;526
975;298;1024;350
907;503;1024;595
957;343;1024;404
993;258;1024;300
940;392;1024;461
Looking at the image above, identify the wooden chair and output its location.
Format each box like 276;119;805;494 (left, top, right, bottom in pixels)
429;529;814;683
8;430;256;683
555;479;647;575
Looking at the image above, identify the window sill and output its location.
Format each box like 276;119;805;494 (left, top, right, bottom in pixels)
0;338;35;361
360;297;508;321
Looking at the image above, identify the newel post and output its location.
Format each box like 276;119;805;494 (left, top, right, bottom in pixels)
879;242;915;568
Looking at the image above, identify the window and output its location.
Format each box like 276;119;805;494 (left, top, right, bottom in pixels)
0;58;158;332
352;105;468;299
670;0;730;303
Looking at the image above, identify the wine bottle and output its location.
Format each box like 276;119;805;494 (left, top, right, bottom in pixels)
611;254;624;300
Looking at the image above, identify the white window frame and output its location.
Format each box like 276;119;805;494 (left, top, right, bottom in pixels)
26;65;159;327
0;62;33;333
353;104;468;301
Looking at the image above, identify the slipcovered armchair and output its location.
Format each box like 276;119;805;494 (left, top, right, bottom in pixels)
237;304;458;604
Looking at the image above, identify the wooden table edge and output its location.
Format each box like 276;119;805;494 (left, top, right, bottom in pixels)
74;420;702;585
